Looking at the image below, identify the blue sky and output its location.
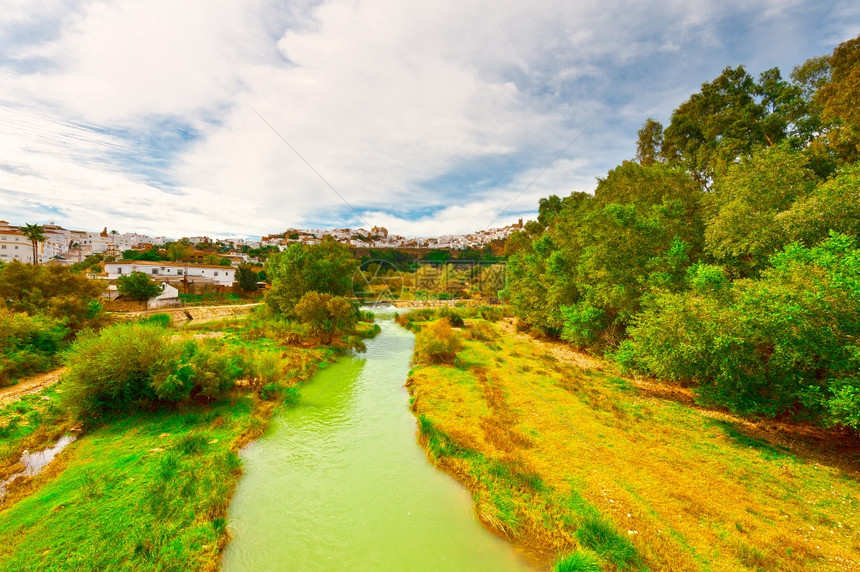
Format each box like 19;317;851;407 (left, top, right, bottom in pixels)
1;0;858;238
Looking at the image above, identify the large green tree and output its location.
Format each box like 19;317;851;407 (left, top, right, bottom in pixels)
704;144;817;276
235;263;259;293
660;66;808;186
265;237;358;316
816;35;860;164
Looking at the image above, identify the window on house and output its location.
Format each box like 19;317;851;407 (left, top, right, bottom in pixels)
152;269;158;275
214;271;219;276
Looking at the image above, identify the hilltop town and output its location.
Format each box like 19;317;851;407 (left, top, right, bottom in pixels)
0;219;523;266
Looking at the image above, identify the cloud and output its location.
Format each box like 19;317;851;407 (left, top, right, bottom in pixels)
0;0;857;238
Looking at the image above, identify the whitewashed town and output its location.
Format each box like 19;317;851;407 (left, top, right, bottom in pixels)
0;219;523;266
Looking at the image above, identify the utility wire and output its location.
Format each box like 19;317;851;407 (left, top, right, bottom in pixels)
485;115;598;230
252;108;373;229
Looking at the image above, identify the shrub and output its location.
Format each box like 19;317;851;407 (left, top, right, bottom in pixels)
64;323;244;418
554;550;602;572
466;321;497;342
137;313;172;328
414;319;462;365
437;307;465;327
64;323;175;416
0;309;69;386
0;261;105;331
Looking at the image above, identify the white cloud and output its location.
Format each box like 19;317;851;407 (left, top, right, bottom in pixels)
0;0;856;238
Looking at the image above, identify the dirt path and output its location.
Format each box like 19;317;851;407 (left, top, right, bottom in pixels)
0;368;66;406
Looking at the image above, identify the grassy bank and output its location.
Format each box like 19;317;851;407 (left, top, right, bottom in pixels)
407;316;860;571
0;313;369;570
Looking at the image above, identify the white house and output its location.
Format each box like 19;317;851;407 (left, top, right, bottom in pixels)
147;283;181;309
104;260;236;286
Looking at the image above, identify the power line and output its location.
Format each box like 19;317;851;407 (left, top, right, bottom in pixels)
251;108;373;229
485;115;598;230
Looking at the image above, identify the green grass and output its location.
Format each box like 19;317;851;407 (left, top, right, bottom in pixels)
408;318;860;571
0;404;249;570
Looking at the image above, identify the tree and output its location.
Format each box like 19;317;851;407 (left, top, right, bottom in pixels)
166;240;193;262
704;145;817;276
778;163;860;245
236;263;259;293
265;237;358;316
623;233;860;423
660;66;807;186
816;34;860;164
116;272;164;301
635;118;664;166
0;261;105;330
21;223;46;266
294;292;358;342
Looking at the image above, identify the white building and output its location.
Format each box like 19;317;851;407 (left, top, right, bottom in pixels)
0;220;45;264
104;260;236;286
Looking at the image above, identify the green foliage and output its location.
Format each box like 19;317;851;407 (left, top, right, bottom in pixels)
116;271;164;301
624;234;860;421
235;263;259;292
294;291;359;343
414;318;463;365
122;247;164;262
0;308;68;386
0;261;105;331
265;237;358;317
553;550;603;572
63;323;243;419
705;144;817;275
136;313;172;328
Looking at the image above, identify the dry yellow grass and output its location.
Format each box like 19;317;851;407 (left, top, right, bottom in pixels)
408;317;860;571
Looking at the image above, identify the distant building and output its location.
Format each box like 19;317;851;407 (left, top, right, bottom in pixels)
104;260;236;286
0;220;44;264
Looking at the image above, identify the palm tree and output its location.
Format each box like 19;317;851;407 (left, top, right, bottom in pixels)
21;223;46;266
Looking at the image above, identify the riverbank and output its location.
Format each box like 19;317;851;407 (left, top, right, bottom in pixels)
0;314;348;570
407;316;860;571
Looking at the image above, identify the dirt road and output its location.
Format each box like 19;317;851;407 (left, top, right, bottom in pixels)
0;368;66;406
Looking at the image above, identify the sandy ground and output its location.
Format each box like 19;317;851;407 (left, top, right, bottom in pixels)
0;368;67;407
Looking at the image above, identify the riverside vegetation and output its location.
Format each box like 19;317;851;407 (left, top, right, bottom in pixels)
405;308;860;571
0;241;377;570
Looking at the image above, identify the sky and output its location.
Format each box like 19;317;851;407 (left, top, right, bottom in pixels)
1;1;858;239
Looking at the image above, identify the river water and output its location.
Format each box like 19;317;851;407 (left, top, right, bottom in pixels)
221;314;531;571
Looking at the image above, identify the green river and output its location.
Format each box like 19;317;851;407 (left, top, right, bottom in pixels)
221;314;533;571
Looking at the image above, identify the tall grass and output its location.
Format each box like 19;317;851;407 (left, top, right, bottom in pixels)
554;550;603;572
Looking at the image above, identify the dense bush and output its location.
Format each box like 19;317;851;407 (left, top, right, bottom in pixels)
0;261;105;331
414;318;462;365
0;309;69;386
63;323;244;418
502;36;860;426
623;234;860;424
294;292;359;343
